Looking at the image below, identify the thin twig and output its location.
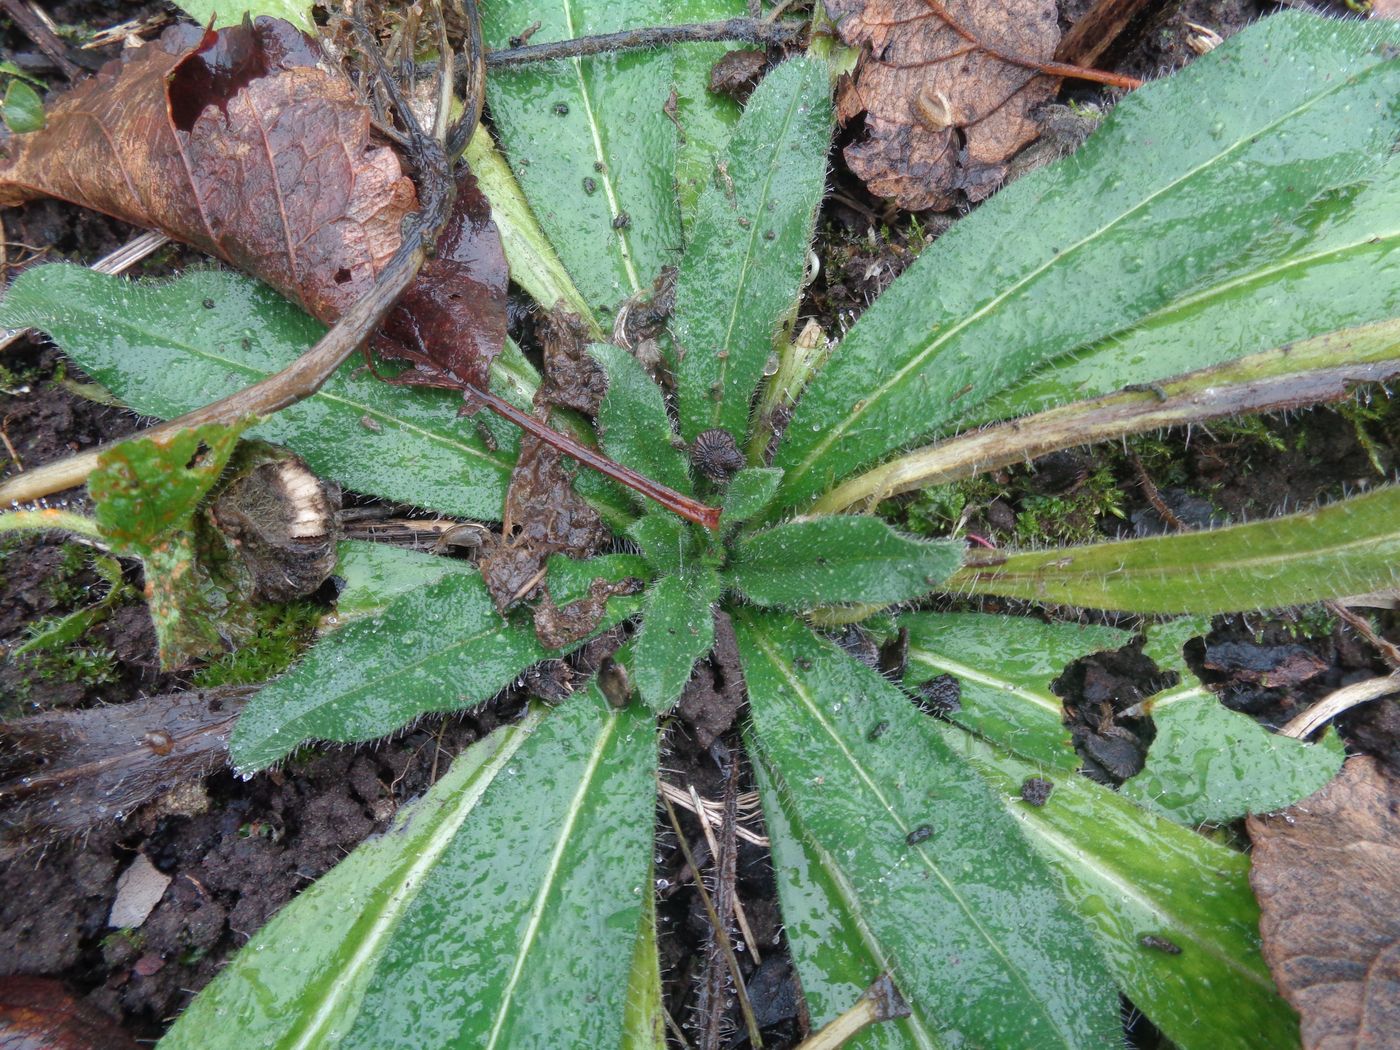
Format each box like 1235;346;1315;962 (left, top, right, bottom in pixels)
662;794;763;1050
1280;673;1400;740
1325;600;1400;672
468;386;721;530
1126;450;1186;532
921;0;1143;91
688;783;762;965
481;17;807;69
659;781;769;846
0;0;86;79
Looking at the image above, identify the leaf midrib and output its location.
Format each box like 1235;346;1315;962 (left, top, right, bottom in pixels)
906;648;1061;716
781;63;1387;502
750;623;1076;1047
482;707;619;1049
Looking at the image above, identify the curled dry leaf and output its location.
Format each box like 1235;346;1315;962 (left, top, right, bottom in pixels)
1247;756;1400;1050
0;17;508;390
828;0;1061;210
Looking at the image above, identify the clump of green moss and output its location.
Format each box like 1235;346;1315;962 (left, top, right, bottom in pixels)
192;601;321;688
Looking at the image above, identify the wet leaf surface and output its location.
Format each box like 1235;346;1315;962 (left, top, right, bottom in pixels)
1248;756;1400;1050
828;0;1060;210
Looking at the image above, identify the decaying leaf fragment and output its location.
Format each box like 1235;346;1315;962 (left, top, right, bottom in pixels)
1248;756;1400;1049
0;17;416;324
828;0;1061;210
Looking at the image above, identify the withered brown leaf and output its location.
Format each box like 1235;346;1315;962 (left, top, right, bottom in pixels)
1247;756;1400;1050
0;18;416;325
828;0;1061;210
0;977;139;1050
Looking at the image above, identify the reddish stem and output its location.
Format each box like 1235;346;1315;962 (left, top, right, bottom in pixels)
922;0;1144;91
470;385;723;531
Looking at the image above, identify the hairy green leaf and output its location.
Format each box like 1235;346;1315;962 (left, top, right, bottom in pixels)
229;569;640;771
166;690;658;1049
951;485;1400;613
721;467;784;525
1123;687;1344;825
944;730;1301;1050
546;551;653;606
981;156;1400;421
737;612;1118;1048
1;78;44;133
751;749;932;1050
674;58;833;442
172;0;314;33
333;541;475;622
0;266;520;520
481;0;680;313
902;612;1129;770
626;513;697;575
339;691;657;1049
670;0;746;236
619;879;666;1050
730;516;962;610
769;14;1400;514
591;342;692;497
633;565;722;712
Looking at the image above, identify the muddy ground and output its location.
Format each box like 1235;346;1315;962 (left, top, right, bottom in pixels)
2;0;1398;1046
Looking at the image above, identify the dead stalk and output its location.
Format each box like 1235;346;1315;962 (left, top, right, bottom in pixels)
481;17;808;69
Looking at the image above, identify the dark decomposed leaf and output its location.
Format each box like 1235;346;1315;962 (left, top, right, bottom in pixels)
1248;756;1400;1050
828;0;1061;210
0;686;250;850
536;310;608;415
533;576;644;650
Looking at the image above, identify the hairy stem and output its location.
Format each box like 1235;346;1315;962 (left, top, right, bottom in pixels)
481;17;807;69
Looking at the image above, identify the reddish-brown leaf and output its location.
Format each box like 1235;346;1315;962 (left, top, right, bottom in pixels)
1247;756;1400;1050
0;976;139;1050
0;17;416;325
828;0;1061;210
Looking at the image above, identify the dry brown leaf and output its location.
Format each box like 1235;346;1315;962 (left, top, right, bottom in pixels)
0;977;139;1050
1248;756;1400;1050
0;17;416;325
828;0;1061;210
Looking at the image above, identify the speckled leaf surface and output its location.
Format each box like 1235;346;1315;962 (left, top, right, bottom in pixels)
751;749;931;1050
730;516;961;610
481;0;680;315
161;711;547;1050
633;564;721;712
945;730;1300;1050
980;155;1400;421
768;14;1400;515
0;266;521;521
950;485;1400;613
332;541;476;622
165;690;658;1050
673;58;833;442
339;690;657;1050
737;611;1118;1049
230;569;641;771
901;612;1129;770
721;467;783;525
591;342;692;497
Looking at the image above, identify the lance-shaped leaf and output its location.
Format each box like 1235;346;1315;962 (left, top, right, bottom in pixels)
722;467;784;525
942;728;1301;1050
730;516;961;610
768;14;1400;515
736;611;1118;1048
620;877;667;1050
229;569;641;771
673;58;833;442
949;485;1400;614
980;155;1400;422
627;513;698;575
670;0;747;236
751;747;933;1050
633;564;723;713
0;265;520;521
165;689;658;1050
591;342;692;497
481;0;680;313
902;612;1129;770
332;541;476;622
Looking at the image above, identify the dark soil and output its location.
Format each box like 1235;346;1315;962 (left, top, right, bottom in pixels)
3;0;1398;1047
